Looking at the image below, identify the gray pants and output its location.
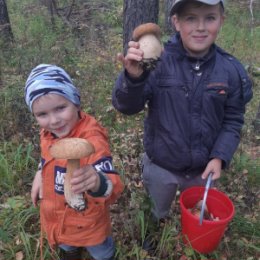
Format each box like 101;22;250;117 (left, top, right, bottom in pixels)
141;153;210;219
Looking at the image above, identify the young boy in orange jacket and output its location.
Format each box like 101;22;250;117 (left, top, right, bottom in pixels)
25;64;124;260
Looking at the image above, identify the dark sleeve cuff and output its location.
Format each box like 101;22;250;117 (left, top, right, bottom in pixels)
88;171;113;197
125;69;149;84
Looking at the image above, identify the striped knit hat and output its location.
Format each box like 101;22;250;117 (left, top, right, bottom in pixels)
25;64;80;111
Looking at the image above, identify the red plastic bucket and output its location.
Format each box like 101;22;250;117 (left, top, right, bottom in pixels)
180;186;235;253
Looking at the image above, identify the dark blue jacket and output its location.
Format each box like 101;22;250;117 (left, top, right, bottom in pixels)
112;34;253;174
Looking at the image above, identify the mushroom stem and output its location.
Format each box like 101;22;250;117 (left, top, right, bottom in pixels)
65;159;86;211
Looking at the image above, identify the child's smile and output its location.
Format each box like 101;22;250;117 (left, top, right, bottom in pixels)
32;93;80;138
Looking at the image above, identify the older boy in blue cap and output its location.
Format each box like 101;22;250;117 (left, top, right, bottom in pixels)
112;0;252;254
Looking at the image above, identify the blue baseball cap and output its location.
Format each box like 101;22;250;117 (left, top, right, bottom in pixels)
170;0;224;15
24;64;80;112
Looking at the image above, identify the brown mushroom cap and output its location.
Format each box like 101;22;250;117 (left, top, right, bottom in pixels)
133;23;161;41
49;138;94;159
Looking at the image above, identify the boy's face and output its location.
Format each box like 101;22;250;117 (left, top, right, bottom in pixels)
172;2;224;58
32;93;80;138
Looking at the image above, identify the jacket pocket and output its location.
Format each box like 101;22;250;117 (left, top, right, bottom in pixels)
157;78;188;94
204;84;228;117
205;84;228;99
58;199;106;241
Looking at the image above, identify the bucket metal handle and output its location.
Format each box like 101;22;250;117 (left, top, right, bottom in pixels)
199;172;213;225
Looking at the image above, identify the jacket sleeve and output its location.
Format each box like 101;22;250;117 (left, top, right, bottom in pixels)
81;124;124;205
210;59;253;168
112;70;151;115
88;168;124;205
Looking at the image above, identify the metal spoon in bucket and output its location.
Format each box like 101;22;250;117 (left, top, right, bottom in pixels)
199;172;213;225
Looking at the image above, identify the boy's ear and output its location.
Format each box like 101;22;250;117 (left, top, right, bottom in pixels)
218;14;225;33
220;14;225;26
171;15;180;32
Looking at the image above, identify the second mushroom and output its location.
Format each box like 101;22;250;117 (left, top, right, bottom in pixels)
132;22;163;71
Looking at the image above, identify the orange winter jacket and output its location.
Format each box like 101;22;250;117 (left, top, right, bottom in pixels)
39;111;124;248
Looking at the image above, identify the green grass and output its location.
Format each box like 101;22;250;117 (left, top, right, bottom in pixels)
0;142;36;197
0;0;259;259
217;1;260;64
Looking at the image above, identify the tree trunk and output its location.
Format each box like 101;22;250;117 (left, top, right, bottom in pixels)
39;0;58;24
0;0;13;42
123;0;159;55
164;0;175;34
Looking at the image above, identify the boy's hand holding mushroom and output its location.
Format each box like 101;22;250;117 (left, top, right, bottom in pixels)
117;41;144;78
117;22;162;78
70;165;101;194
